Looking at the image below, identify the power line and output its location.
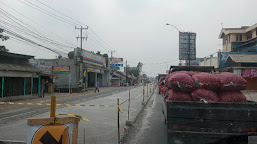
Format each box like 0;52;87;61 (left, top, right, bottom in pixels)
32;0;116;51
17;0;78;26
1;25;63;55
2;0;118;56
26;0;117;52
0;2;77;48
0;13;72;53
33;0;88;27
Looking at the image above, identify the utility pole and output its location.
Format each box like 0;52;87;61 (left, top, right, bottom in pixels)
75;26;88;90
75;26;88;50
126;60;128;83
109;50;115;58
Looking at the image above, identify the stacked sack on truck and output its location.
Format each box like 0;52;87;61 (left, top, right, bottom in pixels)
165;71;195;101
163;71;247;103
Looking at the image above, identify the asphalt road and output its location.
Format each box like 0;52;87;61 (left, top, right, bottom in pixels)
0;86;154;144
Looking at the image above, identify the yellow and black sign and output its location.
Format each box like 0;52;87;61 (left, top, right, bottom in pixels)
32;124;69;144
27;117;79;144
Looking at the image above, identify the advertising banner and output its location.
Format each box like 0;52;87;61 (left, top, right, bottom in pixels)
242;69;257;78
52;66;70;74
110;58;123;67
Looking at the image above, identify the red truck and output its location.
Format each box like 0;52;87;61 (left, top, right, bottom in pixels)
158;74;166;94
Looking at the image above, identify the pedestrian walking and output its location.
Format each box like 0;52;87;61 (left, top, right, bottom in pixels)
95;81;100;93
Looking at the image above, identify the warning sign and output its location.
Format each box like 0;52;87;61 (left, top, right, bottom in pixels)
27;117;79;144
32;124;68;144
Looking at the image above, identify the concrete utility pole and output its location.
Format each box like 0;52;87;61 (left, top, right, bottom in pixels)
126;60;128;83
75;26;88;89
109;50;115;58
75;26;88;50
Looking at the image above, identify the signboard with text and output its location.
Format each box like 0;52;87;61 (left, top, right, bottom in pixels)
179;32;196;60
110;58;123;67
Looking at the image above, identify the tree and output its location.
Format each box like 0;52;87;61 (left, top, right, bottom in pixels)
0;46;9;52
96;51;101;56
128;69;139;77
102;53;108;58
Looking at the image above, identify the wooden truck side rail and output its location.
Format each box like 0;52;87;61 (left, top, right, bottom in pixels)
163;98;257;135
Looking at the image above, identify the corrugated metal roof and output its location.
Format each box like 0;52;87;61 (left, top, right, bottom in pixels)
0;63;40;72
226;54;257;63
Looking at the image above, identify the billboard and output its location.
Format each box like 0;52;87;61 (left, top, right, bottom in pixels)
110;58;123;67
52;66;70;74
179;32;196;60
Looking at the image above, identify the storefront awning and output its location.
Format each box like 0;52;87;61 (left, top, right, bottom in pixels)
226;54;257;63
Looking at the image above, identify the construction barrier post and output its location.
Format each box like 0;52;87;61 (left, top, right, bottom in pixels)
117;98;120;144
128;89;130;121
50;96;56;117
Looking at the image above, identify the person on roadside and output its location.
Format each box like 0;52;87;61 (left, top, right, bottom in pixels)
95;81;100;93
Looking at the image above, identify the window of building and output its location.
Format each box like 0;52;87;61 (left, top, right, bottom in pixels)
247;31;252;40
236;34;242;41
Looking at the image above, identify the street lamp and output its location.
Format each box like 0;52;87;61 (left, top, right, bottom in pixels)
166;23;193;66
166;23;182;66
166;23;181;33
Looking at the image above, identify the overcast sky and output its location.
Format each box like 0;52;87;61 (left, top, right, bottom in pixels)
1;0;257;77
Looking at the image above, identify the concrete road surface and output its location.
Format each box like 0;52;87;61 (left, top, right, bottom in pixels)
0;86;154;144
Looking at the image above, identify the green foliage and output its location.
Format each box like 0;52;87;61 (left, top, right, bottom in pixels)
128;69;139;77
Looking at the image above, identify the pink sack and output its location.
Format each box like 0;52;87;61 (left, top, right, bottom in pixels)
167;73;195;92
219;72;247;91
219;92;247;103
167;90;192;101
192;88;220;103
192;73;219;90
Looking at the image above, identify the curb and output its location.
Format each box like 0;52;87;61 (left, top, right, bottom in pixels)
120;86;157;143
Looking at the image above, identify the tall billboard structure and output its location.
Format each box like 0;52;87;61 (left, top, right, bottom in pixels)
179;32;196;63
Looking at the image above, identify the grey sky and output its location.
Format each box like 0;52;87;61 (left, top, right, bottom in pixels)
1;0;257;77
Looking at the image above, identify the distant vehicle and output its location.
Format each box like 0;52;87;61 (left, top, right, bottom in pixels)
163;66;257;144
158;74;166;94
